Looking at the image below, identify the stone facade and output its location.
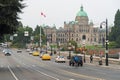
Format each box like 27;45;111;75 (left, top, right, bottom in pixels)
43;6;106;46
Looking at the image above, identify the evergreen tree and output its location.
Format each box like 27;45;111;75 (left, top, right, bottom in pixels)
0;0;25;39
109;9;120;47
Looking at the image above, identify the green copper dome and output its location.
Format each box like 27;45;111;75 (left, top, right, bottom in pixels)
76;6;87;17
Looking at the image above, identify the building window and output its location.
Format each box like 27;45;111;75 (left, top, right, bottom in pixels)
72;38;73;40
72;34;74;37
94;38;96;42
76;38;78;41
82;35;86;40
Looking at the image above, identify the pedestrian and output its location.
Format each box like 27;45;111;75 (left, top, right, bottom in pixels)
54;50;56;54
90;54;93;63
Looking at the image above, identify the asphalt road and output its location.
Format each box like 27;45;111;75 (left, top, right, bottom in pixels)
0;48;120;80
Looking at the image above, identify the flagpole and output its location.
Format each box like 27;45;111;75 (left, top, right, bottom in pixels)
40;12;46;52
40;26;41;50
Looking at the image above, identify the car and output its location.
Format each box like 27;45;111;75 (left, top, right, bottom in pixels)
17;49;22;53
69;55;83;67
42;54;51;60
4;49;12;56
3;49;7;53
29;50;33;55
32;51;39;56
55;56;66;63
40;52;44;58
26;48;31;52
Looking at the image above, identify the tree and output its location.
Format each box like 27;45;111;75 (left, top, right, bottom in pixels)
33;25;46;46
11;25;33;48
0;0;25;39
109;9;120;48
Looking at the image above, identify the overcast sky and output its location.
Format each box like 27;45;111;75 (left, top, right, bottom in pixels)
19;0;120;29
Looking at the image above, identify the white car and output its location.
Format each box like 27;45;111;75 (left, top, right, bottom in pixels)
17;49;22;53
3;49;12;56
26;48;30;52
29;50;33;55
55;56;66;63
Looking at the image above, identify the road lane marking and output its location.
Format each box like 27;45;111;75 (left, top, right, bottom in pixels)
11;51;103;80
69;79;75;80
8;66;19;80
35;69;60;80
18;61;60;80
60;69;104;80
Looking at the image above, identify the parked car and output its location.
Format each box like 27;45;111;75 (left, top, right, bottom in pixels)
55;56;66;63
69;55;83;67
42;54;51;60
4;49;12;56
3;49;7;53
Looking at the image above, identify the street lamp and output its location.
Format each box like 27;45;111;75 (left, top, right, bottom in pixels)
50;28;53;56
67;21;74;59
58;42;60;56
100;19;109;66
82;46;86;63
68;42;71;59
46;28;48;53
40;26;42;51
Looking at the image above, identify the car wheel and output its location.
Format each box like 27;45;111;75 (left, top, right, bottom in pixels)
72;63;74;66
81;63;83;66
78;63;80;67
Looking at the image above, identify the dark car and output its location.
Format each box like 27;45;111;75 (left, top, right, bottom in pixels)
69;55;83;67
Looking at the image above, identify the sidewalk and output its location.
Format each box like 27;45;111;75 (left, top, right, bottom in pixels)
79;54;120;70
85;61;120;70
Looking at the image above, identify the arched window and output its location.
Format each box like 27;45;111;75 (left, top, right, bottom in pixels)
76;38;78;41
82;35;86;40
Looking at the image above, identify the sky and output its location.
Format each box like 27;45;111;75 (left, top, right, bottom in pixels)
19;0;120;29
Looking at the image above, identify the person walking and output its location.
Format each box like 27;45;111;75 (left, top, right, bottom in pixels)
90;54;93;63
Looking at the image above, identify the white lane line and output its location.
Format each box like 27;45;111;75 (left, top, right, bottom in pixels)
69;79;75;80
12;52;60;80
35;69;60;80
8;66;19;80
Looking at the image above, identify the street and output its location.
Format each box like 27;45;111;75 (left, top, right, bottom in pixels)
0;49;120;80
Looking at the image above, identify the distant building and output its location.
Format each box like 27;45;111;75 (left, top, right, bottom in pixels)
43;6;107;46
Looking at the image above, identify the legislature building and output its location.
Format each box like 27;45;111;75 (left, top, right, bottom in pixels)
43;6;106;46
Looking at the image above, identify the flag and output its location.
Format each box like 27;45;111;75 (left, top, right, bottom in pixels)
41;12;46;17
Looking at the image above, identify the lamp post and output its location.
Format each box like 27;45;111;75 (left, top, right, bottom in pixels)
50;28;53;56
68;22;73;59
40;26;42;51
58;42;60;56
46;28;48;53
100;19;109;66
68;42;71;59
82;46;86;63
